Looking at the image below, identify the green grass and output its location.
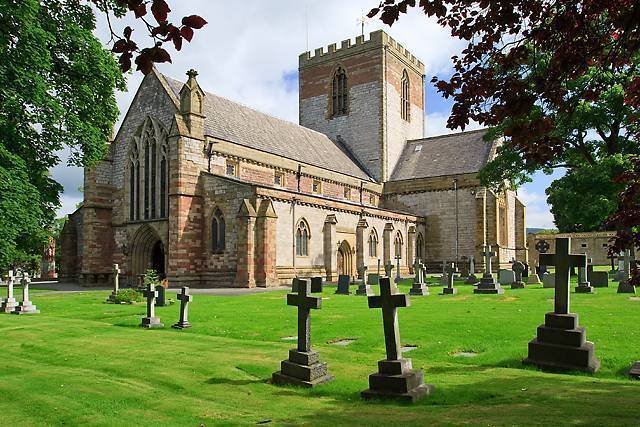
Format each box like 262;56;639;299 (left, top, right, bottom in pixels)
1;277;639;426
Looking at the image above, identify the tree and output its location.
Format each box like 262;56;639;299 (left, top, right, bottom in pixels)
0;0;206;272
369;0;640;283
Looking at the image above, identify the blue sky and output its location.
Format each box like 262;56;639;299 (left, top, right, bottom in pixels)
51;0;559;229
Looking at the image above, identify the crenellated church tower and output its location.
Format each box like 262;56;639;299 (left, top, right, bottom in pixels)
299;30;425;182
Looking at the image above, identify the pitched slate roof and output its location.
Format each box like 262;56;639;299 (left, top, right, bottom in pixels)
161;74;371;180
389;129;496;181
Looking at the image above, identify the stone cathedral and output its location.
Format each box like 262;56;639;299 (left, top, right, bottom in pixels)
60;30;526;288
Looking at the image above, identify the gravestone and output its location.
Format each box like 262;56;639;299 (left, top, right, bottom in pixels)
292;277;300;292
527;272;541;285
1;271;18;313
460;256;470;278
384;262;394;278
172;287;192;329
587;262;608;288
155;285;166;306
335;274;351;295
272;279;334;387
575;255;594;293
356;266;373;296
499;269;516;286
13;273;39;315
409;259;429;296
141;283;163;328
535;240;550;275
614;252;625;282
522;262;530;278
441;263;457;295
367;273;380;286
439;261;447;286
542;273;555;288
474;245;504;294
511;261;526;289
394;256;402;283
630;361;640;379
607;252;617;274
617;249;635;293
523;238;600;373
106;264;120;303
361;277;433;402
311;276;324;293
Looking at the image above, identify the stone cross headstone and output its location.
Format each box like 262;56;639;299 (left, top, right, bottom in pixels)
474;245;504;294
1;271;18;313
172;287;193;329
107;264;120;303
524;237;600;373
356;265;373;296
575;253;594;293
335;274;351;295
511;261;525;289
141;283;163;328
617;249;635;294
410;259;429;296
384;261;394;278
394;256;402;283
361;277;433;402
441;263;457;295
272;279;334;387
13;273;39;314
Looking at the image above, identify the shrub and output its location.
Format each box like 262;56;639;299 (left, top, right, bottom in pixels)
114;288;143;304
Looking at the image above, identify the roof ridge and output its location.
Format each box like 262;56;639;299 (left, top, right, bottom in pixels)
407;128;488;143
161;72;333;140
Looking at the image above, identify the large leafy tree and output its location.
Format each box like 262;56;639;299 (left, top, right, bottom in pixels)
369;0;640;284
0;0;206;271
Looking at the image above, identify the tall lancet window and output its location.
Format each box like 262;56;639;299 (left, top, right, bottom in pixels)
394;232;403;258
128;117;169;222
295;219;310;256
401;70;410;121
330;67;348;117
211;208;226;252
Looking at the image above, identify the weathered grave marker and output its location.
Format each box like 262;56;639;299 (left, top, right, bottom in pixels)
394;256;402;283
617;249;635;293
575;254;594;293
523;238;600;373
1;271;17;313
499;269;516;286
13;273;39;315
356;265;373;296
542;273;555;288
335;274;351;295
384;261;394;278
141;283;164;328
511;261;526;289
272;279;334;387
409;259;429;296
106;264;120;303
172;287;192;329
311;276;324;293
441;263;457;295
587;260;608;287
361;277;433;402
474;245;504;294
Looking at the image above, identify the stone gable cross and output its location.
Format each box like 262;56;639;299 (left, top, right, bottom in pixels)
367;277;409;361
539;238;586;314
482;245;496;275
286;279;321;353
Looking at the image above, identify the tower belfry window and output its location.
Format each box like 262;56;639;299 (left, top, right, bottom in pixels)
401;70;410;121
331;67;348;117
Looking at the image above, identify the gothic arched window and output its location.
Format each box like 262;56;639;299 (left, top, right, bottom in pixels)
416;233;424;260
394;232;403;258
330;67;348;117
401;70;410;121
296;219;310;256
368;230;378;258
211;208;226;252
128;117;169;222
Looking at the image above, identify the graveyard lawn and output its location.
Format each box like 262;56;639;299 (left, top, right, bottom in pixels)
1;278;639;425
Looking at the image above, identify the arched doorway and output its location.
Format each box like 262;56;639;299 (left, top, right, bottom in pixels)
337;240;353;277
129;224;165;284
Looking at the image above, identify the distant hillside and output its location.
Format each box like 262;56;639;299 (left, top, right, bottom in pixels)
527;228;558;235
